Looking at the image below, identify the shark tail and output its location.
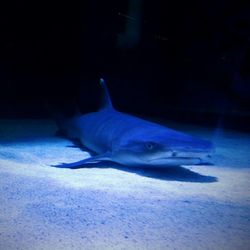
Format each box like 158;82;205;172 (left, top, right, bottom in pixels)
45;100;81;137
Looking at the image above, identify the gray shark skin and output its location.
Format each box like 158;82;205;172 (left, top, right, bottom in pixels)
55;78;214;168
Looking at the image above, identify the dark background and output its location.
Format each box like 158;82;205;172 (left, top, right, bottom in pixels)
0;1;249;130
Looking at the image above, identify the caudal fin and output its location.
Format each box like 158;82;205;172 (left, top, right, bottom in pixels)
99;78;114;110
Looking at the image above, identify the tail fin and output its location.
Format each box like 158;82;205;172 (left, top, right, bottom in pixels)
99;78;114;110
45;100;80;137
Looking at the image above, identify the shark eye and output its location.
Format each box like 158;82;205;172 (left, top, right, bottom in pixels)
145;142;156;150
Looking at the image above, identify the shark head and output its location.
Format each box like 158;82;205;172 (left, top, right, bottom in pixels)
111;128;214;167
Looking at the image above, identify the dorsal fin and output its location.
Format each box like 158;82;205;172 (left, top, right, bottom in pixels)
99;78;114;110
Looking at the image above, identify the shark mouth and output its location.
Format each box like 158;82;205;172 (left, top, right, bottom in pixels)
147;154;212;166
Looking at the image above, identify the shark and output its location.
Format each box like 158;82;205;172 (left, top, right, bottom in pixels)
54;78;214;168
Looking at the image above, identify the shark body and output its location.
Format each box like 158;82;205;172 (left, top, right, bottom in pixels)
55;79;214;168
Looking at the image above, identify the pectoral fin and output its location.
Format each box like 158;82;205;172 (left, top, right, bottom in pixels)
51;152;112;169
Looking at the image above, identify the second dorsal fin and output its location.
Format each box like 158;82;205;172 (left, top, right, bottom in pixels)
99;78;114;110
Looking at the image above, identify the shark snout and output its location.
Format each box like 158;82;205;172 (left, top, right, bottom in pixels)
169;146;214;164
146;148;214;166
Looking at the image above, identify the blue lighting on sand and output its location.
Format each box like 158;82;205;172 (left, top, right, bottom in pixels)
0;117;250;249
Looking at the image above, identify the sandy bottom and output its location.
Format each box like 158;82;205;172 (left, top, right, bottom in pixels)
0;119;249;250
